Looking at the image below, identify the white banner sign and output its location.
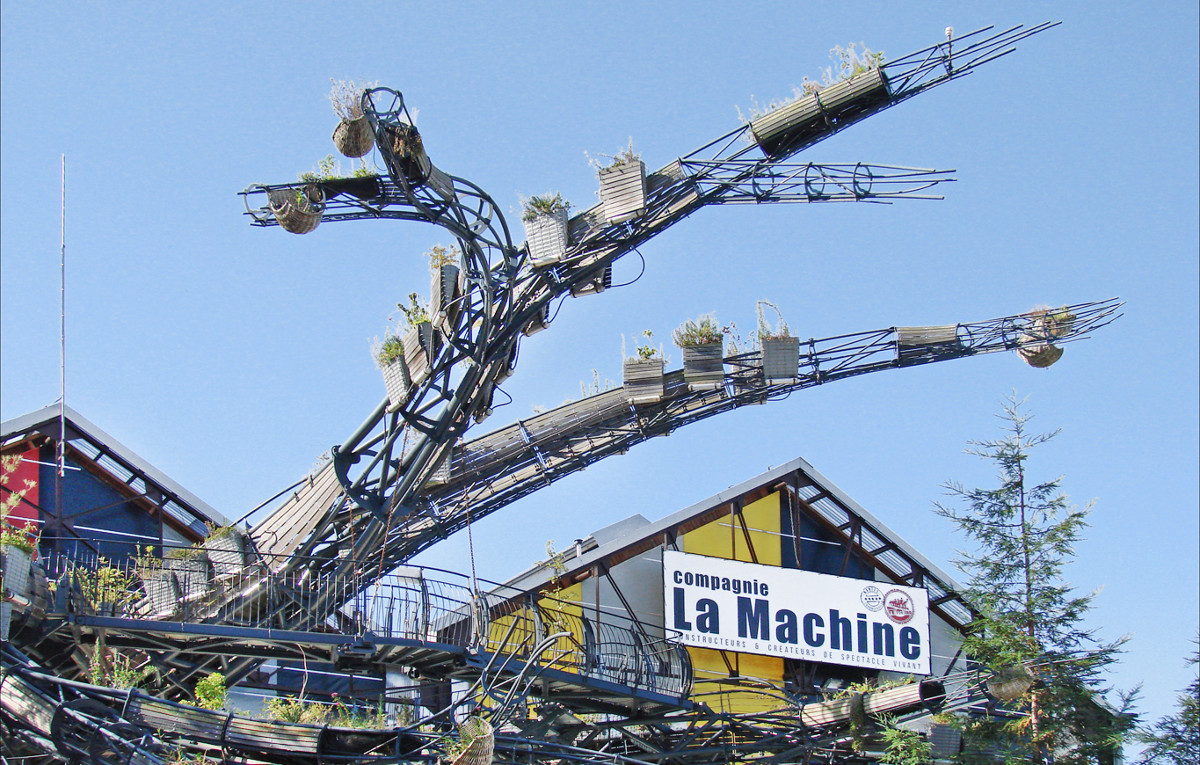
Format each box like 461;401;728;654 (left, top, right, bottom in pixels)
663;551;930;674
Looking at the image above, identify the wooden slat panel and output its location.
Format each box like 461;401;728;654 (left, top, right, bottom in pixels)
225;716;322;751
896;325;958;346
250;463;344;560
0;674;56;734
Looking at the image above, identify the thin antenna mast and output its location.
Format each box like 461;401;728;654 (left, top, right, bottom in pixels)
59;155;66;480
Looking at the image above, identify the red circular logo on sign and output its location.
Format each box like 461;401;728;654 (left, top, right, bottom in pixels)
884;589;915;624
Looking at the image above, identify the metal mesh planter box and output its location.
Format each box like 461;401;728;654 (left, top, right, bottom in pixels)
524;209;569;266
138;570;179;618
405;323;436;379
165;556;211;602
382;357;413;411
896;325;962;362
599;160;647;223
682;343;725;390
383;123;430;184
896;325;959;346
1;544;32;598
929;724;962;758
423;447;454;487
268;185;325;235
624;358;665;404
1;545;32;640
761;336;800;381
332;115;374;158
204;531;247;580
750;67;889;157
432;263;462;333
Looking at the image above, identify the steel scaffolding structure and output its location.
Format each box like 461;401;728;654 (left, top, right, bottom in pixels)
2;22;1118;765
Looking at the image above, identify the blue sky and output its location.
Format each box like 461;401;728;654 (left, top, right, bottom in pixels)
2;0;1197;743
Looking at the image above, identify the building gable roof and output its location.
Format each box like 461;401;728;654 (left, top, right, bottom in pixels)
503;455;973;632
2;403;230;531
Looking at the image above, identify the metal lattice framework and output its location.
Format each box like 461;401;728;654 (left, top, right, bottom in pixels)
6;21;1121;765
238;22;1063;598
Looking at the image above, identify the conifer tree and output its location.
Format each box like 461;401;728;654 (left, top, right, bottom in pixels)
1135;643;1199;764
935;394;1131;764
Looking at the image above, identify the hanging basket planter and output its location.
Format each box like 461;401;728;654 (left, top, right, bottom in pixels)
761;336;800;381
268;185;325;235
447;716;494;765
623;357;665;405
986;664;1035;701
1018;342;1064;368
599;159;647;224
332;115;375;158
681;342;725;390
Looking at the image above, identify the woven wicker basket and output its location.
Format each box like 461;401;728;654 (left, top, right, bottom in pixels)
332;115;374;158
268;185;325;235
1018;342;1063;368
447;716;494;765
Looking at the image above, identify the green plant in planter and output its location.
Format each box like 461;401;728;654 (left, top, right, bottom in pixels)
587;137;642;171
328;78;378;121
737;42;885;122
374;333;406;368
1;453;38;554
397;291;431;328
756;299;793;342
329;695;388;728
426;243;459;271
821;42;885;85
265;695;331;724
632;330;662;361
193;671;227;711
672;314;725;348
75;558;138;609
521;193;570;223
165;544;205;561
0;525;36;554
133;544;163;575
876;713;933;765
89;648;143;689
204;523;237;540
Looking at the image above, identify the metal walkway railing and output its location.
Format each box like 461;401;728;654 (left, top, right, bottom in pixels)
36;549;692;705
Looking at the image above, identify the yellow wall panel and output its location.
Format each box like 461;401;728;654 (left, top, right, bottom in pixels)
682;493;781;565
679;491;786;712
